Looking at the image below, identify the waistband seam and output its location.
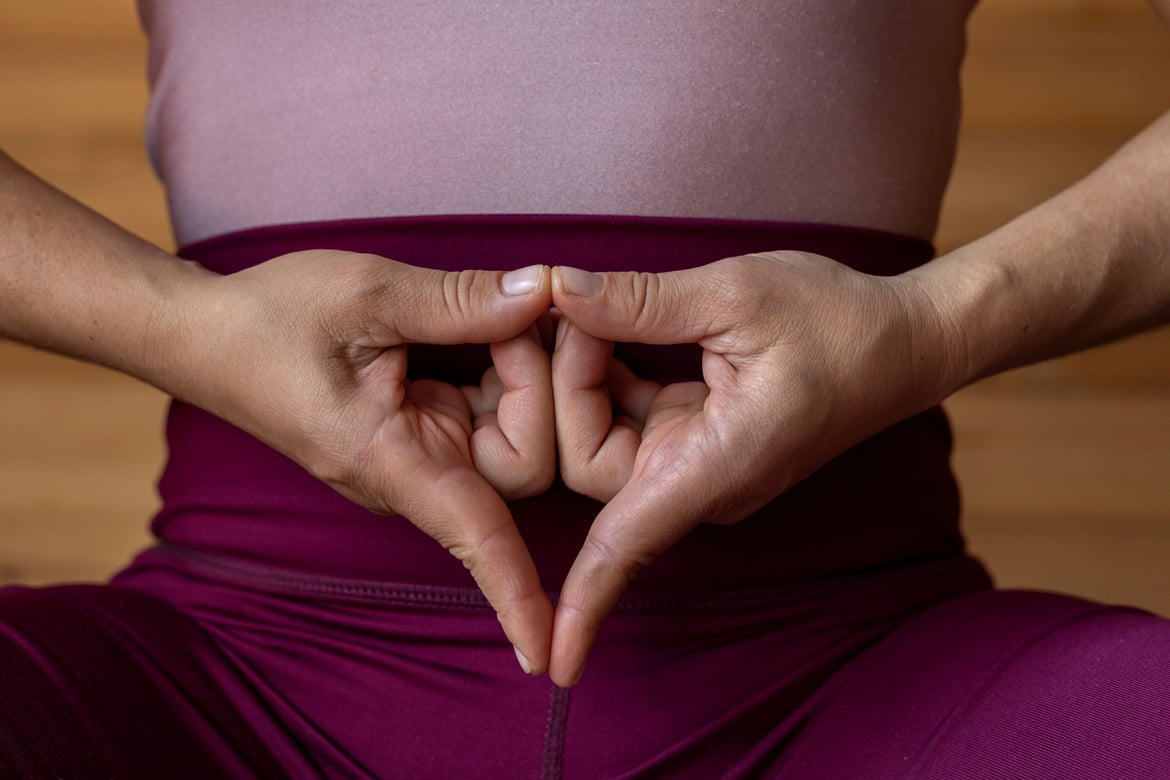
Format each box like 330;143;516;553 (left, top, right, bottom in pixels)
138;543;989;614
176;213;935;262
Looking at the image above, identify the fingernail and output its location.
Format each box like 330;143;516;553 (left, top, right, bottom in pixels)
514;645;535;675
558;266;603;297
554;315;569;350
501;265;544;296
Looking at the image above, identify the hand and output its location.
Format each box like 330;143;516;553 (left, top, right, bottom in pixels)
547;253;954;686
178;250;557;674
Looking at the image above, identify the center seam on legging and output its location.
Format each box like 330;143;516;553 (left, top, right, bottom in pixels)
542;684;571;780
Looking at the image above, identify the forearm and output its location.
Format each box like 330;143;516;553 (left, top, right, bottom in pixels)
910;109;1170;392
0;150;213;392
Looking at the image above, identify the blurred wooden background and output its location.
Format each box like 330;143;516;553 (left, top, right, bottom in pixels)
1;0;1168;612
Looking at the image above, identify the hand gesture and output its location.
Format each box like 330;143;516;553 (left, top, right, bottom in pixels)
185;250;557;674
547;253;952;686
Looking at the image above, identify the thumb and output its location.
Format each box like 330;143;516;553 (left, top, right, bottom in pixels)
377;262;552;344
550;263;733;345
393;461;554;676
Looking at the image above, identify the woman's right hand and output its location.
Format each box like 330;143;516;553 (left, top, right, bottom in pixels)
174;250;556;675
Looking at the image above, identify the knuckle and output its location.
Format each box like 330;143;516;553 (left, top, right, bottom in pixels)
499;458;556;501
442;269;478;325
700;257;771;342
628;271;658;335
558;459;594;499
556;448;586;491
583;531;644;585
716;257;762;303
455;529;541;612
444;513;509;572
557;444;612;502
530;458;558;495
468;519;511;562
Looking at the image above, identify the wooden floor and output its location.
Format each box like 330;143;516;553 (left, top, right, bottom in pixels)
2;0;1169;613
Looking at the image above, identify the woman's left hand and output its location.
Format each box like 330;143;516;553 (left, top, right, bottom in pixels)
547;252;959;687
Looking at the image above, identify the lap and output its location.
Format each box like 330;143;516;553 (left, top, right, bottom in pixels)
0;584;291;779
3;577;1168;779
773;589;1170;779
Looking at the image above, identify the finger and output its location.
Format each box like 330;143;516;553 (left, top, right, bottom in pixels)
638;380;708;441
390;457;554;676
461;368;504;420
375;263;552;345
407;379;474;440
536;308;561;352
605;358;661;423
462;324;540;417
551;262;737;345
611;415;643;436
548;465;716;688
552;318;639;502
470;329;555;500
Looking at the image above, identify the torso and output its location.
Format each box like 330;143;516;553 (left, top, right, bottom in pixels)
137;1;980;588
139;0;978;247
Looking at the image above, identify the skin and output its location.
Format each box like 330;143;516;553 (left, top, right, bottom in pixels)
0;152;559;672
543;103;1170;685
3;1;1170;690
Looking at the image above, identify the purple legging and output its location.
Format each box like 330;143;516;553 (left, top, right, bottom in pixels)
3;549;1169;778
4;216;1168;777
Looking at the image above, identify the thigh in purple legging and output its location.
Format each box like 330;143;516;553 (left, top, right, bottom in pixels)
773;589;1170;780
4;549;1168;778
6;216;1167;777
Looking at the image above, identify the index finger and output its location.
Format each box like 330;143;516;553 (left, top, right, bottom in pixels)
547;468;714;688
470;327;556;500
391;458;554;676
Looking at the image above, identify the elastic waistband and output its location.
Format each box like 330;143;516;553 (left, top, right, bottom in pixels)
178;213;935;277
154;215;961;589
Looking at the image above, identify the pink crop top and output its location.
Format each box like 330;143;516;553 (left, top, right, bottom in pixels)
137;0;978;247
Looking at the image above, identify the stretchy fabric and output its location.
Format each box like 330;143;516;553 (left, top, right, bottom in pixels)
4;3;1161;776
5;552;1170;778
138;0;978;246
155;215;963;590
4;219;1169;777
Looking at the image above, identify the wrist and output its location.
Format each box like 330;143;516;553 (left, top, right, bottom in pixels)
125;250;223;402
894;255;992;401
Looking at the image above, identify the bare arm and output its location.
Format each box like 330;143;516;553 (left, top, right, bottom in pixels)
0;150;557;675
543;1;1170;686
911;104;1170;391
0;151;210;394
908;0;1170;388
